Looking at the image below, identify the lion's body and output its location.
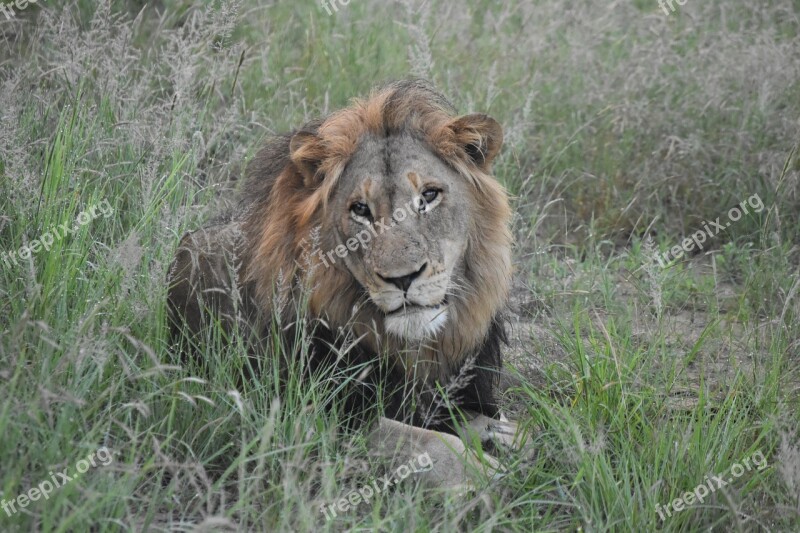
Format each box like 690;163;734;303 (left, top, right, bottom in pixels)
167;80;521;487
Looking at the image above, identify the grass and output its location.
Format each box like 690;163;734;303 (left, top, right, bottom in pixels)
0;0;798;530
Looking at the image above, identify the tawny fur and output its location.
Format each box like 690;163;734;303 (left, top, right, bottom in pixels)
241;81;512;381
168;80;513;432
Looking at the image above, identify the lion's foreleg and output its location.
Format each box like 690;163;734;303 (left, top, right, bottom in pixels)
366;416;502;491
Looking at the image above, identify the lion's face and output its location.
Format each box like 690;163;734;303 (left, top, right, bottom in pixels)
251;84;513;361
327;134;472;340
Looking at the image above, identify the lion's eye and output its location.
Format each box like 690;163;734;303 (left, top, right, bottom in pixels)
421;189;440;204
350;202;371;219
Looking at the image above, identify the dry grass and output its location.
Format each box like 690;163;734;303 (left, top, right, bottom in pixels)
0;0;798;530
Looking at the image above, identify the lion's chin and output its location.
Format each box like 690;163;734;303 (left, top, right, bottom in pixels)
384;306;448;341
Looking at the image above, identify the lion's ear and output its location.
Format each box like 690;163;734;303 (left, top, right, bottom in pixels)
447;114;504;171
289;130;326;188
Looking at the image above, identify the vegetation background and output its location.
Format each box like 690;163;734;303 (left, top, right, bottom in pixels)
1;0;798;530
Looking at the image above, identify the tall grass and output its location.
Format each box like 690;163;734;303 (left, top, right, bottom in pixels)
0;0;798;530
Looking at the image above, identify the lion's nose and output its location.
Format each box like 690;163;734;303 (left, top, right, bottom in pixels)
378;263;427;293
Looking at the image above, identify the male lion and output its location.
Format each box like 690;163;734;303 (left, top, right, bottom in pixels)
167;80;524;489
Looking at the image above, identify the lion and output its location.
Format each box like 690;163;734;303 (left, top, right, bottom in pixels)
167;80;525;489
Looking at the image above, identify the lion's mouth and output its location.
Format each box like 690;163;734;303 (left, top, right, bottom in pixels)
385;300;447;316
383;300;450;340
